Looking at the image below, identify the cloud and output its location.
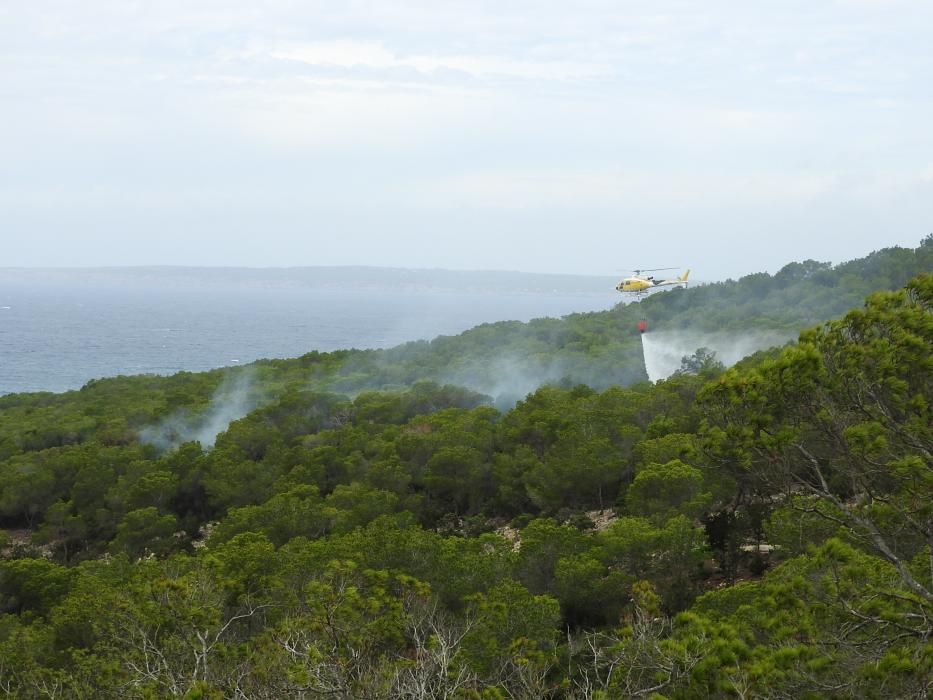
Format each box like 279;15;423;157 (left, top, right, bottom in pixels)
267;39;611;82
2;1;932;275
200;80;504;152
416;168;841;210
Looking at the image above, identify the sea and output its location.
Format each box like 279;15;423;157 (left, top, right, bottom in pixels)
0;279;620;395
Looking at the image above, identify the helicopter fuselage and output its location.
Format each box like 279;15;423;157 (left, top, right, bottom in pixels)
615;269;690;294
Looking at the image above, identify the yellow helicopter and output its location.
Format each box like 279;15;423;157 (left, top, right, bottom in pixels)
616;268;690;295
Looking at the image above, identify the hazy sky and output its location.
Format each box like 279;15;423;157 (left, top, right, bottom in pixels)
2;1;931;278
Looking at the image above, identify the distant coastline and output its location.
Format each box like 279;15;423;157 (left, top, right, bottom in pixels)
0;266;620;296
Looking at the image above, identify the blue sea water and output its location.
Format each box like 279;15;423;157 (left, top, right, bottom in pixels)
0;281;619;395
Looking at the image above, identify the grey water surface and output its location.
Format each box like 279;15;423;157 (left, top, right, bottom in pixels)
0;275;618;395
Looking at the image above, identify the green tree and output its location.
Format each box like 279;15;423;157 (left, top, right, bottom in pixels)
626;459;711;523
462;578;561;694
700;275;933;607
0;558;73;615
110;507;179;558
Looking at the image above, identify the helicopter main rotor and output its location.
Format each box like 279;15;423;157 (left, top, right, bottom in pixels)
631;267;678;276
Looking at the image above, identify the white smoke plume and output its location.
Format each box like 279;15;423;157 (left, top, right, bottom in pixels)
440;353;571;408
140;368;263;451
641;330;796;382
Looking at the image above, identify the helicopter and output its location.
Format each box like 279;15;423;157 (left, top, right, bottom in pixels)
616;267;690;295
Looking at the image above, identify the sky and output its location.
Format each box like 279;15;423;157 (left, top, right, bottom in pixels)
1;1;931;279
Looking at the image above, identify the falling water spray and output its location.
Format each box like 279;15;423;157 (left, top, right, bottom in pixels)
639;329;796;383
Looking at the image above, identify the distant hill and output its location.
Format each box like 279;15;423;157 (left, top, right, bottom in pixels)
0;266;619;296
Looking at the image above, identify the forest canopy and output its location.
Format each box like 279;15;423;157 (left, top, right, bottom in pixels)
0;238;930;698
